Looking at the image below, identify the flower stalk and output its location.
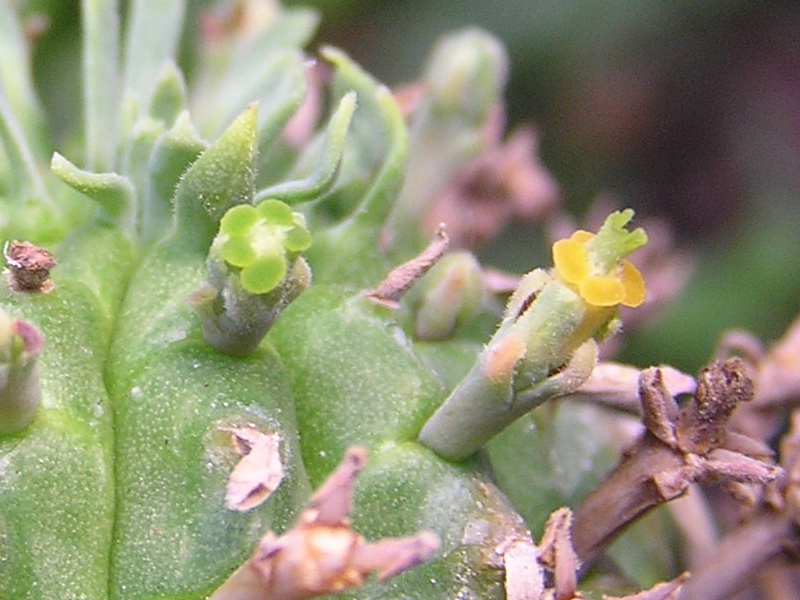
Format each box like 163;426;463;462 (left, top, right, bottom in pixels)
419;210;648;460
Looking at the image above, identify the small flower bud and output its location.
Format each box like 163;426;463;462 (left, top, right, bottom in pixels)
0;309;44;435
413;251;484;340
425;28;508;123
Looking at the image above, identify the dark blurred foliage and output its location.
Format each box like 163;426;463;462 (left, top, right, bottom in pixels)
14;0;800;371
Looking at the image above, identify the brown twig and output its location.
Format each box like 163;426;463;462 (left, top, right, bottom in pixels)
571;358;782;570
677;409;800;600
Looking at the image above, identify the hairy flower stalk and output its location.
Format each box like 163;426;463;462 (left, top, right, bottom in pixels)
0;308;43;434
419;209;648;460
190;198;313;356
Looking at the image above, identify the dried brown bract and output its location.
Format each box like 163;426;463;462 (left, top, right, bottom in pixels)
526;507;689;600
4;240;57;293
367;225;449;308
210;447;439;600
223;428;284;512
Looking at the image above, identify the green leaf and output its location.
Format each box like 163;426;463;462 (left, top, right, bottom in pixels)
197;49;309;147
122;0;186;111
193;3;319;138
147;61;188;126
82;0;120;171
0;79;51;205
140;111;206;246
0;3;49;158
118;116;165;206
301;47;409;287
51;152;136;232
254;91;356;204
172;105;258;253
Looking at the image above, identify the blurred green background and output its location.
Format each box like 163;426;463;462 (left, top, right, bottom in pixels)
16;0;800;372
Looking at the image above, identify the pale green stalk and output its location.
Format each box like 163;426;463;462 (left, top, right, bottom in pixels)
82;0;120;171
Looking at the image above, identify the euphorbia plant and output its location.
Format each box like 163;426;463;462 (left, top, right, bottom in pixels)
0;2;797;600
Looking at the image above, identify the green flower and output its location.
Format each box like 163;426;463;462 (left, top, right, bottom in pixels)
214;199;312;295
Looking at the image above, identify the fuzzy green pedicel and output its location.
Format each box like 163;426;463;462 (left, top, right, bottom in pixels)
418;210;648;460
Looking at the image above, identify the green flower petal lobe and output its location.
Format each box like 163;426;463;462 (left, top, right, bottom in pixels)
213;197;313;297
220;204;258;236
221;237;257;267
285;227;312;252
587;209;648;272
257;199;294;226
241;255;287;294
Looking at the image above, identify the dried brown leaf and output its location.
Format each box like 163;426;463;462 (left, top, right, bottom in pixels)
224;428;284;512
602;572;689;600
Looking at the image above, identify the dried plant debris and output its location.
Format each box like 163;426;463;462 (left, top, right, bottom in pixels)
210;447;439;600
223;428;284;512
716;316;800;441
3;240;57;293
502;537;545;600
564;361;696;414
571;358;782;569
528;507;689;600
367;225;449;308
421;126;560;249
678;409;800;600
538;508;580;600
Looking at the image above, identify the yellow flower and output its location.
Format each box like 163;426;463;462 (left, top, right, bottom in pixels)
552;230;646;308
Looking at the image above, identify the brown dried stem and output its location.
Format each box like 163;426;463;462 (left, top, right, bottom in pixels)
676;409;800;600
571;358;781;571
